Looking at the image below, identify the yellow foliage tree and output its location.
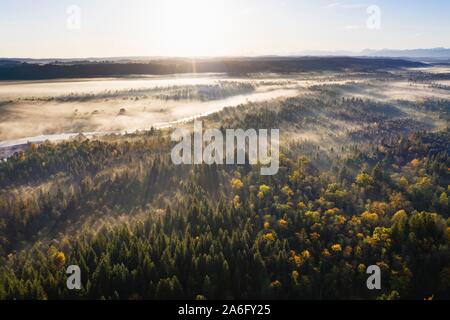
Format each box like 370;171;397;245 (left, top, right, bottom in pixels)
369;202;388;216
278;219;288;228
270;280;281;288
281;185;294;197
392;209;407;223
325;208;339;216
358;264;366;273
231;178;244;190
310;232;320;241
54;251;66;268
291;271;300;282
301;250;311;259
439;192;449;208
331;244;342;252
334;215;347;225
259;184;271;194
263;233;275;242
343;246;353;257
297;202;307;210
356;172;374;188
399;176;409;188
410;159;420;167
233;195;241;209
361;211;379;224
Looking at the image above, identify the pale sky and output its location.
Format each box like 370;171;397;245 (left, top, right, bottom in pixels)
1;0;450;58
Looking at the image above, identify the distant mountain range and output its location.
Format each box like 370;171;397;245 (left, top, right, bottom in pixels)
361;48;450;59
296;48;450;61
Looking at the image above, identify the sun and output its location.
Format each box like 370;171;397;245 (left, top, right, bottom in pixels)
158;0;227;56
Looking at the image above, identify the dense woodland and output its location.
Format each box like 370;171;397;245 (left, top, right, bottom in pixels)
0;57;424;80
0;91;449;300
20;82;256;104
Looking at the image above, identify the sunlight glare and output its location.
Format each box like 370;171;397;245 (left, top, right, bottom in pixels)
158;0;227;56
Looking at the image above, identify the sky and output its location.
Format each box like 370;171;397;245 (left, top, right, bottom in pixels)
1;0;450;58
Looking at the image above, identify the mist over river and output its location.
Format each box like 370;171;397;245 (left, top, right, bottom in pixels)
0;74;304;154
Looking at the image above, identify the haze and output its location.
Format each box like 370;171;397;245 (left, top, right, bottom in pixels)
1;0;450;58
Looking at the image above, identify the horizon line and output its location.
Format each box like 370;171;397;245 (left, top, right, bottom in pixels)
1;47;450;61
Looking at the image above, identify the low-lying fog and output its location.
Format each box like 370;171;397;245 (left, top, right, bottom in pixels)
334;80;450;101
0;73;357;146
0;75;300;145
1;70;449;151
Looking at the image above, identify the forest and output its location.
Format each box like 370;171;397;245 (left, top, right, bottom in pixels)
0;57;425;80
0;85;449;300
